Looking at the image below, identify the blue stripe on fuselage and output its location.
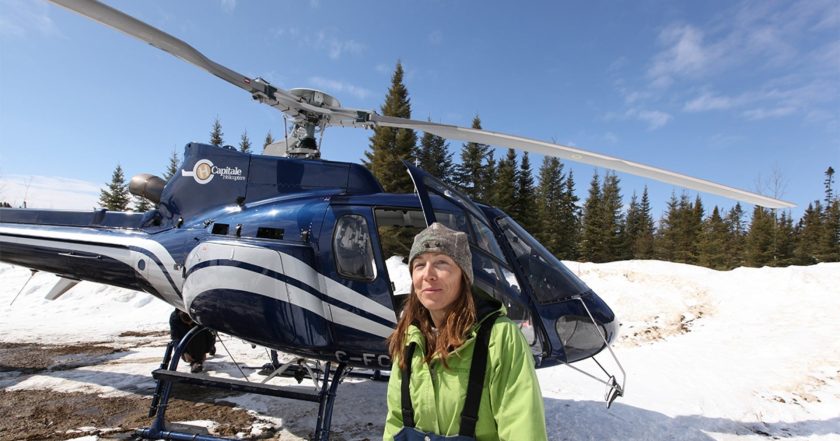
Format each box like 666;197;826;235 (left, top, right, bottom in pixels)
187;259;395;329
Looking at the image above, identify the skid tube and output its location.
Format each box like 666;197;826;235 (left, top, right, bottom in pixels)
137;325;348;441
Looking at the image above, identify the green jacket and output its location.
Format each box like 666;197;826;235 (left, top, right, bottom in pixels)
383;308;547;441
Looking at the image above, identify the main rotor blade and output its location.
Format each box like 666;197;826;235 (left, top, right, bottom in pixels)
49;0;369;125
370;115;794;209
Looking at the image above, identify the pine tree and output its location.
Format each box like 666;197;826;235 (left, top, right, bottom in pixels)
655;193;680;262
263;131;275;150
795;202;823;264
698;206;730;269
210;117;224;146
417;128;454;183
163;149;180;181
556;169;580;260
454;116;491;201
745;206;776;267
99;164;130;211
580;171;607;262
492;149;518;213
625;186;654;259
824;166;835;207
819;167;840;262
133;196;152;212
239;130;252;153
725;203;746;267
774;211;796;266
535;157;565;255
363;61;417;193
512;152;537;232
600;172;626;260
483;150;497;201
820;199;840;262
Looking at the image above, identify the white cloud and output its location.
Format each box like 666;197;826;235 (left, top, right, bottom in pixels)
219;0;236;14
0;175;99;210
0;0;60;39
273;26;365;60
626;108;673;130
741;106;796;121
684;92;740;112
648;24;719;88
308;77;372;100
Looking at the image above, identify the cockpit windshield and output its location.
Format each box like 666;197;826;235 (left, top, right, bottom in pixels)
496;216;591;304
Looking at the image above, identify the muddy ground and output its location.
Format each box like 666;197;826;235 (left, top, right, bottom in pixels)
0;337;308;441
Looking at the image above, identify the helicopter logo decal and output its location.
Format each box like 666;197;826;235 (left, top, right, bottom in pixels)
181;159;245;184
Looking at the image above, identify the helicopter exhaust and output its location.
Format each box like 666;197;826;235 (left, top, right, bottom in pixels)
129;173;166;204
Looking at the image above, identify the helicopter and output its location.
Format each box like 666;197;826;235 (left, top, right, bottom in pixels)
0;1;795;440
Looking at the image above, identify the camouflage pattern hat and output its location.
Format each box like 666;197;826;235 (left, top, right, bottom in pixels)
408;222;473;284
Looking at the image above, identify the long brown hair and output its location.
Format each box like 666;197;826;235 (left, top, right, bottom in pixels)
387;273;477;370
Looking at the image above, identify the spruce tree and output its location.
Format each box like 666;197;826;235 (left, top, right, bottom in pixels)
163;149;180;181
580;171;607;262
745;206;776;267
210;117;224;146
417;128;455;183
820;199;840;262
725;203;746;267
634;187;655;258
795;202;823;264
454;116;491;201
239;130;252;153
698;206;730;269
483;150;497;201
824;166;835;207
535;157;565;255
819;167;840;262
556;169;581;260
601;172;626;260
99;164;130;211
133;196;152;212
512;152;537;232
492;148;518;213
363;61;417;193
263;131;275;150
655;193;680;262
774;211;796;266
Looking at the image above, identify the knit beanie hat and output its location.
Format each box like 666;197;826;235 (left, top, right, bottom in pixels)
408;222;473;284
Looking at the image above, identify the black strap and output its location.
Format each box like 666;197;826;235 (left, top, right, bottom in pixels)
401;342;417;428
459;312;500;437
399;313;500;436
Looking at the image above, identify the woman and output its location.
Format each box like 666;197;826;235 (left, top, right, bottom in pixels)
384;223;547;441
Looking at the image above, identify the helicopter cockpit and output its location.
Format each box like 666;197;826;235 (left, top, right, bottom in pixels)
404;163;620;367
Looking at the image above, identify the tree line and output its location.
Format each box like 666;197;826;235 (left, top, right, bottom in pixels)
363;62;840;268
97;62;839;269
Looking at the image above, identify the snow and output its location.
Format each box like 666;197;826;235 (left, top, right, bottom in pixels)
1;260;839;440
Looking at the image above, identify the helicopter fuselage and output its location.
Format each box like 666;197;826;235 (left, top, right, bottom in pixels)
0;143;618;370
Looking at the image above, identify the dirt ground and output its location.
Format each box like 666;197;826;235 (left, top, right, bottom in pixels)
0;340;274;441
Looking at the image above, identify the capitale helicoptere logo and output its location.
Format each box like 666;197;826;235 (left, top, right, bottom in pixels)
181;159;245;184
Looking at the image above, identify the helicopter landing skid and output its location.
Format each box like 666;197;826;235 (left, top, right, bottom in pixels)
137;326;347;441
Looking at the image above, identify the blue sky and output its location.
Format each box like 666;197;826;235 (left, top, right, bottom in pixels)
0;0;837;220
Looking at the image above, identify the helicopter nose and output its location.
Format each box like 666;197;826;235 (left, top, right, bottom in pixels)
538;290;619;364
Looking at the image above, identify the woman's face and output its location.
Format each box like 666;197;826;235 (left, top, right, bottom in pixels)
412;252;463;321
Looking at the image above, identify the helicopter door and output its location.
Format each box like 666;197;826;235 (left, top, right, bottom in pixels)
403;162;549;359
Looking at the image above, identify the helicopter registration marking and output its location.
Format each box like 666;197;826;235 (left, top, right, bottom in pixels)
335;350;391;368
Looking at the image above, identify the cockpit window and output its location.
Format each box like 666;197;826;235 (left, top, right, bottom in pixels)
333;214;376;281
497;216;590;304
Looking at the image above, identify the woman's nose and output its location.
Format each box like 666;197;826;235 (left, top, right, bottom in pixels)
420;265;437;280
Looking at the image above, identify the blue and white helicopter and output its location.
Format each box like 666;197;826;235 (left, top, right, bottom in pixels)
0;1;794;440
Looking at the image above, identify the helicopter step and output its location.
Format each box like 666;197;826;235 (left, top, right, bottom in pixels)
138;326;347;441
